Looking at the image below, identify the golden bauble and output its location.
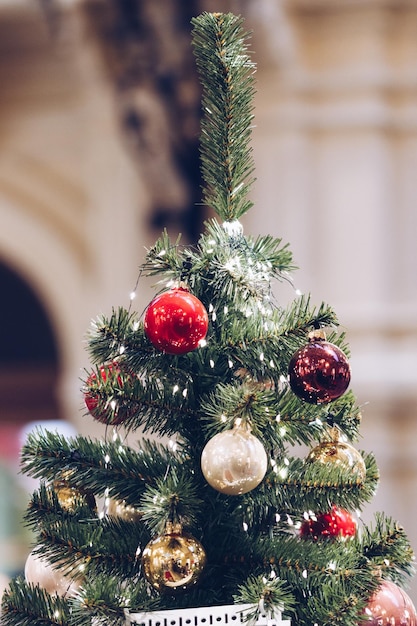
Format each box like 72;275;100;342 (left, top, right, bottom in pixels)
201;425;268;495
107;498;142;522
142;525;206;591
305;439;366;482
53;480;96;512
24;548;82;597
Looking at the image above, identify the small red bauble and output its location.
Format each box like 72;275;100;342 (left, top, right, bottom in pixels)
288;332;351;404
84;363;130;425
359;580;417;626
144;287;208;355
300;505;357;540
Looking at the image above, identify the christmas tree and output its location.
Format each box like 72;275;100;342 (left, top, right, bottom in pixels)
2;12;416;626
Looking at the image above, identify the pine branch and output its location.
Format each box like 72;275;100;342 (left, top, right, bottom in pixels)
82;366;197;436
233;575;296;620
246;535;379;626
1;578;72;626
359;513;416;582
69;574;129;626
259;451;379;515
26;512;145;580
140;469;205;536
86;307;136;365
212;297;343;375
192;13;256;220
275;388;362;443
198;383;362;450
21;431;186;504
187;219;296;304
142;230;185;279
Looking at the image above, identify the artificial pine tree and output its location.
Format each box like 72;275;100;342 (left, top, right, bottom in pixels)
2;11;416;626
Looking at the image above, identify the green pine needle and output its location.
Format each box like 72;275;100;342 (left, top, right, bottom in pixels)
192;13;256;220
2;578;72;626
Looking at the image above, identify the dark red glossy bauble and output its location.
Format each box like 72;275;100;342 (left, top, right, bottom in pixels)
288;337;351;404
300;505;357;540
84;363;130;425
144;288;208;355
359;580;417;626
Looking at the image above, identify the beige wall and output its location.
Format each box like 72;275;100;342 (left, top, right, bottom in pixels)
0;3;151;434
0;0;416;600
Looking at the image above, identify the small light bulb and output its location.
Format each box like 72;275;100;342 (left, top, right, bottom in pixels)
278;467;288;479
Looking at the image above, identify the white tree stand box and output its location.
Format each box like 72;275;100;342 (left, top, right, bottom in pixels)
127;604;291;626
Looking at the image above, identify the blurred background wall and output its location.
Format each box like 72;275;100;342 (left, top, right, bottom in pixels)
0;0;416;602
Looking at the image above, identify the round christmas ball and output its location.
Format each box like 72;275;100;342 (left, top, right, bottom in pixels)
305;440;366;483
201;426;268;495
300;505;357;540
288;335;351;404
84;362;131;425
142;524;206;591
359;580;417;626
107;498;142;522
144;287;208;355
25;548;82;597
53;479;96;512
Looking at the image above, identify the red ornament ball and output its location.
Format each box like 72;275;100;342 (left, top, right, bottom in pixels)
84;363;131;425
288;336;351;404
359;580;417;626
300;505;357;540
144;288;208;355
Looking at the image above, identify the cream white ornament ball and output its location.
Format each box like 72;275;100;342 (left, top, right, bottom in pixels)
201;426;268;495
24;548;81;597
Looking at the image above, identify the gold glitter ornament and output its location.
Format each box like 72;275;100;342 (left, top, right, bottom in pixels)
53;471;96;512
305;427;366;482
107;498;142;522
141;522;206;591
